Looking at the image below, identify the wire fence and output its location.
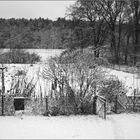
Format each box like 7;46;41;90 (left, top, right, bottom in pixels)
111;93;140;114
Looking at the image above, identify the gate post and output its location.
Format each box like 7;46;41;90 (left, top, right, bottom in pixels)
0;65;6;116
93;95;97;114
133;89;136;112
44;96;49;116
104;100;106;119
115;95;118;114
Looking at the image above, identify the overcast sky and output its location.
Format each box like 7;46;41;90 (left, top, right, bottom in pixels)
0;1;75;20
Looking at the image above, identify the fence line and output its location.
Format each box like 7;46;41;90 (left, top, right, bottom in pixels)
112;94;140;114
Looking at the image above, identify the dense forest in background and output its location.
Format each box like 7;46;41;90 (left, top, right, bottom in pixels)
0;17;75;49
0;0;140;65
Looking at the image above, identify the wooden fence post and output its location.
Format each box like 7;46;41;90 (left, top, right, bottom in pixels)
0;65;6;116
93;95;97;115
44;96;49;116
133;89;136;112
104;100;106;119
115;95;118;114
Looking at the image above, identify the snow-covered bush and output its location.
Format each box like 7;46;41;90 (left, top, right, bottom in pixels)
0;95;15;116
48;90;77;116
98;76;127;103
24;98;46;115
0;49;41;64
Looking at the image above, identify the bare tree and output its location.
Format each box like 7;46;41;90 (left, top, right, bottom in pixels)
42;49;108;113
129;0;140;64
97;0;127;64
66;0;108;57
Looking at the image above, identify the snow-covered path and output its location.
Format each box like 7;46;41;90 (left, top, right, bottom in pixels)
0;114;140;139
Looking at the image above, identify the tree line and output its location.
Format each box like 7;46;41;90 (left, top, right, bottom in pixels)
0;17;76;49
0;0;140;65
67;0;140;65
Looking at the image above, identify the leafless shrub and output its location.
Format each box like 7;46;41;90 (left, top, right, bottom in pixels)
42;49;108;115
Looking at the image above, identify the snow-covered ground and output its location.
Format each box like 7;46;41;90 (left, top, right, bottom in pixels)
107;68;140;96
0;64;52;97
1;64;140;97
25;49;64;62
0;113;140;139
1;49;140;97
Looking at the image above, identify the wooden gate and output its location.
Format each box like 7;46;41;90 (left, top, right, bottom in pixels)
96;95;106;119
112;93;140;113
126;95;140;112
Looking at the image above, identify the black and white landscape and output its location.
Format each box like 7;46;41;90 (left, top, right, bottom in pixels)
0;0;140;139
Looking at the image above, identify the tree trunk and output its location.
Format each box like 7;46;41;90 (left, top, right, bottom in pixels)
94;49;100;57
112;35;119;64
125;35;130;64
133;0;140;65
117;19;122;65
110;24;120;64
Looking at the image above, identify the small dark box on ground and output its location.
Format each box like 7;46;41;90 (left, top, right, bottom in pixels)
14;97;25;111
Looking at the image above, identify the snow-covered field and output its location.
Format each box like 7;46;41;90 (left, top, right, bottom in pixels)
25;49;64;62
2;65;140;97
107;68;140;96
0;113;140;139
1;49;140;97
2;64;51;96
